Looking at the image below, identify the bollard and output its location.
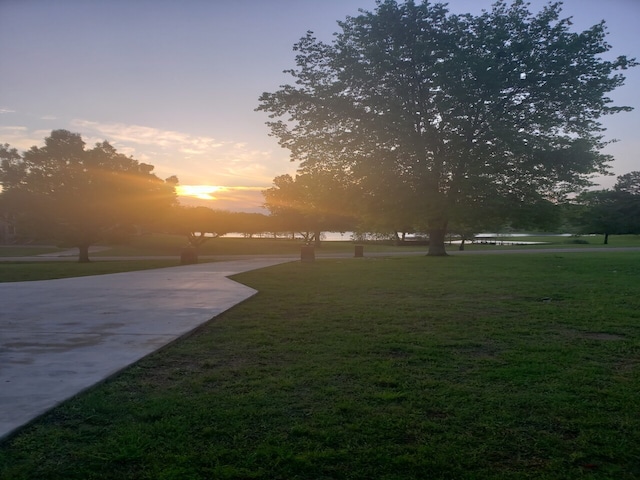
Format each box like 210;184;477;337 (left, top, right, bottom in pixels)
300;245;315;262
354;245;364;257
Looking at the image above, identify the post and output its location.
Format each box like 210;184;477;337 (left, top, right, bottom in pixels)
354;245;364;257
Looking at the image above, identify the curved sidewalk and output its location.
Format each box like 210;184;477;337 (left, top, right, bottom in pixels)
0;257;294;440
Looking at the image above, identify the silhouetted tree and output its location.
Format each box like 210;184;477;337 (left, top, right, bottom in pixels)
572;172;640;244
0;130;177;262
226;212;271;237
258;0;636;255
167;206;231;247
263;172;356;246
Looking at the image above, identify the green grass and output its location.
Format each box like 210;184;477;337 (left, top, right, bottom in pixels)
1;252;639;479
0;246;65;257
95;234;430;257
2;234;639;260
0;260;187;282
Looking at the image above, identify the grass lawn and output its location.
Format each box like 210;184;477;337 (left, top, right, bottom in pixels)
0;260;188;283
93;234;431;257
1;234;638;260
1;252;639;479
0;246;64;257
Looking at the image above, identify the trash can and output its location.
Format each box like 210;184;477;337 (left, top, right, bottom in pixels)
354;245;364;257
300;245;315;262
180;247;198;265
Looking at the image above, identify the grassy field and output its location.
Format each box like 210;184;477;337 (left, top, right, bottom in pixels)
0;245;65;257
1;252;639;479
92;234;431;257
0;260;188;283
1;233;638;260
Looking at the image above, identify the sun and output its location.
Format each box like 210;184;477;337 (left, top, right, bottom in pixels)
175;185;225;200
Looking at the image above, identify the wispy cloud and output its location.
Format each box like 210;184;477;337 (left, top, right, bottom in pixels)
69;118;285;185
177;185;267;212
0;126;48;150
71;119;225;151
0;108;16;114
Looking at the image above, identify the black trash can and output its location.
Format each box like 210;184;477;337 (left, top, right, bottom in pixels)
300;245;315;262
180;247;198;265
354;245;364;257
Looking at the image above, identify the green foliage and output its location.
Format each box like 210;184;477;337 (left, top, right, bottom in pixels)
263;172;356;245
165;206;229;247
258;0;636;254
0;130;177;261
570;171;640;241
1;253;639;478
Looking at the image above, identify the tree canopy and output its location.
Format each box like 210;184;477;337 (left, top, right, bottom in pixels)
263;172;356;246
166;206;235;249
572;171;640;244
0;130;177;261
257;0;636;255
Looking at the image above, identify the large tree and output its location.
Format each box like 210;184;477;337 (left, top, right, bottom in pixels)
0;130;177;262
257;0;636;255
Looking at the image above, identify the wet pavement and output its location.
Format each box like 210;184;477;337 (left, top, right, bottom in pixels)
0;257;294;440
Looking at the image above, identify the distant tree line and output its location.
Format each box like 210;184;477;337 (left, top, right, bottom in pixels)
259;169;640;249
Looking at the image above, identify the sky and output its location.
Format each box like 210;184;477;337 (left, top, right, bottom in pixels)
1;0;639;212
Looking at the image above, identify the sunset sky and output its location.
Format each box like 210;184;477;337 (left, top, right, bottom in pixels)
1;0;638;212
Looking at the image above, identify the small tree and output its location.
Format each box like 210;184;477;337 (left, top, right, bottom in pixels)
573;172;640;244
263;172;356;247
167;206;231;247
0;130;177;262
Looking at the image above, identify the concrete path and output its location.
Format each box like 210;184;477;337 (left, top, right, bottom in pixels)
0;257;294;440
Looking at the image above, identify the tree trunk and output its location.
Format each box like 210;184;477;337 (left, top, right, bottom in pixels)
604;233;609;245
427;227;448;256
458;238;466;251
77;244;91;263
394;232;402;246
314;230;322;248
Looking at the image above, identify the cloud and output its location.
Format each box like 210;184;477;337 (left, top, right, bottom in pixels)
70;119;225;151
68;118;285;185
177;185;267;212
0;126;45;150
0;109;16;114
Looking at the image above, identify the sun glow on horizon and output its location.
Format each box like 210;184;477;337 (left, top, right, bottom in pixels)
176;185;226;200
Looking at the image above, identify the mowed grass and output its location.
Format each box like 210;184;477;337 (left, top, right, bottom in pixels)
94;234;430;257
0;260;187;283
1;253;640;479
1;234;638;260
0;246;65;257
